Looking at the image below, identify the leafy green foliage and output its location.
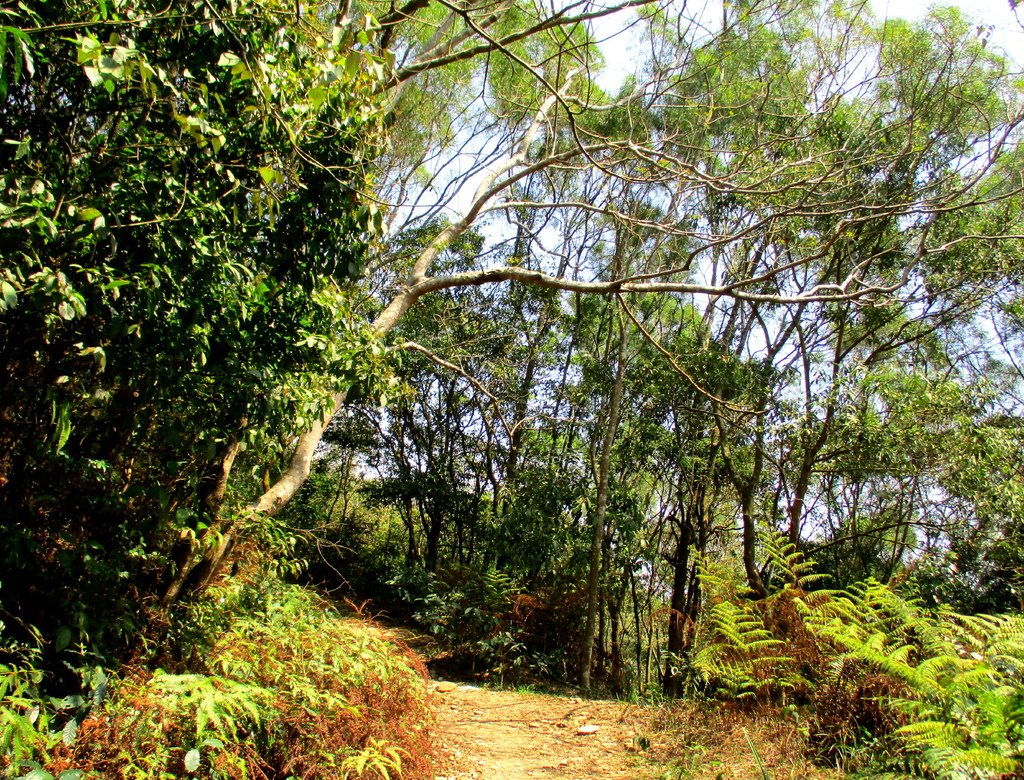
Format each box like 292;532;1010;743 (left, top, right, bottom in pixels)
0;0;388;668
714;574;1024;779
690;598;791;700
15;579;433;779
817;593;1024;779
0;662;58;772
688;551;1024;779
399;564;533;682
685;534;822;702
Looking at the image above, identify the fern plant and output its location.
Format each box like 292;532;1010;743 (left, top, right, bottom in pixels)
0;662;57;773
686;543;805;702
803;582;1024;779
892;613;1024;780
691;599;792;699
688;534;1024;780
41;579;433;779
759;530;828;592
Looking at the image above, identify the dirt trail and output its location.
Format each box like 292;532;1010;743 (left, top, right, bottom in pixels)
367;622;839;780
430;681;656;780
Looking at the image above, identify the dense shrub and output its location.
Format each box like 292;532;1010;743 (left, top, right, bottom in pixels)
2;580;434;779
389;564;584;684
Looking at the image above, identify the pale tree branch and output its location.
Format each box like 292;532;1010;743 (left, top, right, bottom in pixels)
401;263;911;305
255;60;583;515
615;294;759;414
398;340;515;440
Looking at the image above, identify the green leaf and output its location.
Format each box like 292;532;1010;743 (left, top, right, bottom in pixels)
76;208;102;222
1;280;16;310
97;54;123;80
75;34;101;64
52;400;72;452
217;52;241;67
55;626;74;652
184;748;201;772
82;66;102;87
61;718;78;747
345;50;361;77
9;32;20;83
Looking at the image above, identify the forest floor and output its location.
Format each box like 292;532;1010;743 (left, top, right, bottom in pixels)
372;623;843;780
427;677;844;780
430;680;655;780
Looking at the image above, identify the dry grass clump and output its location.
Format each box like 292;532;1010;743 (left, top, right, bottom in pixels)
43;582;434;779
650;701;844;780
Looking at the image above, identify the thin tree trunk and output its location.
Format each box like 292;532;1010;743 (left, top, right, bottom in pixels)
581;315;627;690
609;593;624;697
717;414;768;599
663;515;692;696
160;433;244;608
740;487;768;599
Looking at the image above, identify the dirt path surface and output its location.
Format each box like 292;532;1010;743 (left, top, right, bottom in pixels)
430;681;656;780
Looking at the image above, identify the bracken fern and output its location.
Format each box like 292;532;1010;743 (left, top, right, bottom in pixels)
43;579;433;779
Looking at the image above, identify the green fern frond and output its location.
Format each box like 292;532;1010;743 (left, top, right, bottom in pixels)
150;672;272;741
898;720;967;750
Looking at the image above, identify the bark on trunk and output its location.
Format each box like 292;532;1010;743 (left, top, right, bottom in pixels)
663;516;692;697
580;317;627;690
609;594;624;697
740;490;768;599
160;434;244;608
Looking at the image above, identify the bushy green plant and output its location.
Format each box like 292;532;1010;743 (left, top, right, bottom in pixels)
0;614;109;779
685;533;818;702
688;567;1024;778
806;584;1024;779
399;563;535;682
0;0;389;675
24;580;433;779
0;661;58;773
683;535;1024;778
689;598;792;700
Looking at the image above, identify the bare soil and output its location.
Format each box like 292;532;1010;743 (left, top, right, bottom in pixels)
430;682;657;780
365;621;842;780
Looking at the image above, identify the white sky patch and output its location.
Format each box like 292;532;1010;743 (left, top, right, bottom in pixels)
592;0;1024;92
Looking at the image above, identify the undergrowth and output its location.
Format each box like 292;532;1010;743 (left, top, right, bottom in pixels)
688;533;1024;779
390;563;573;684
2;579;433;779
